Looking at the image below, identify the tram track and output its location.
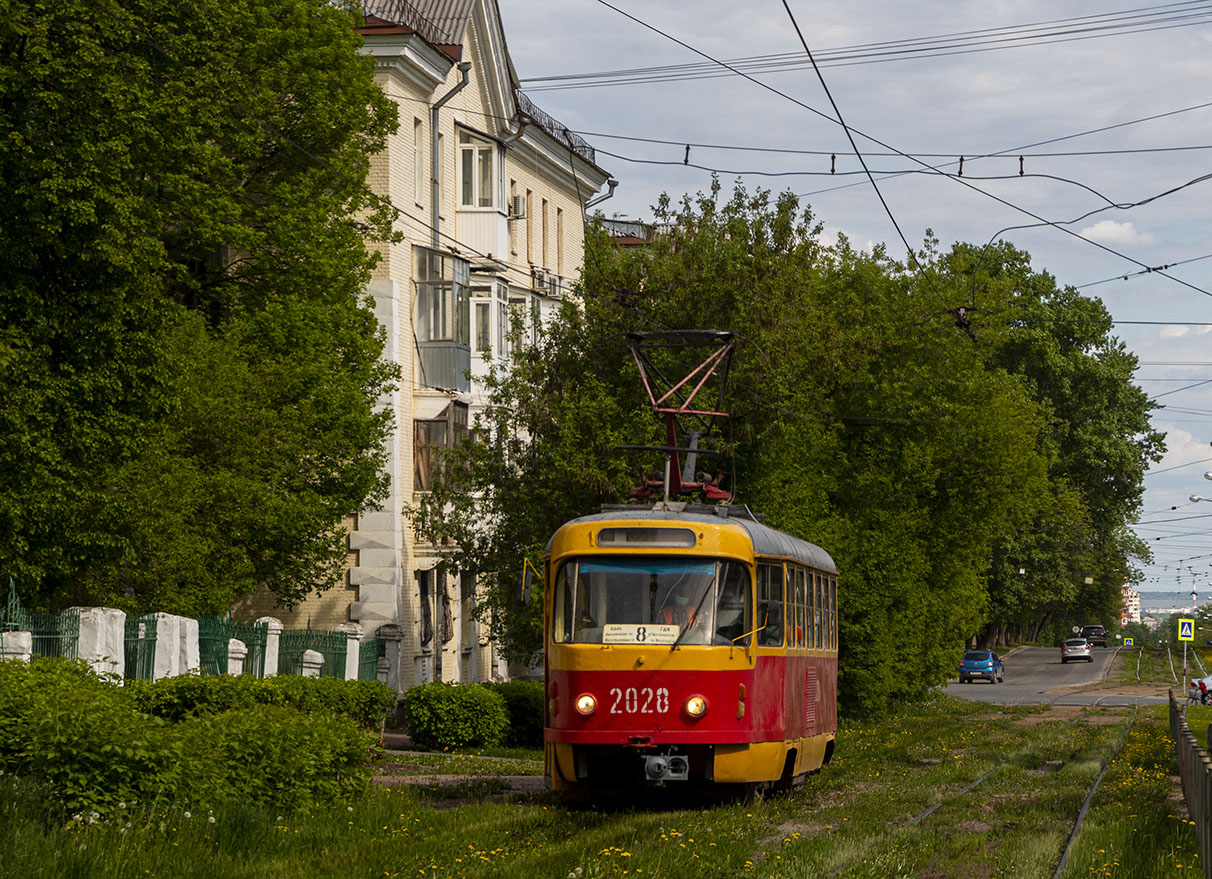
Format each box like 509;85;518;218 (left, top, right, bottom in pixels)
819;704;1140;879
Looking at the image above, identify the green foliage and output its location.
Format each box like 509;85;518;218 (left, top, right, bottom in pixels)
0;658;379;817
0;0;399;612
402;683;509;750
414;180;1160;715
171;705;371;812
124;672;396;729
480;680;545;747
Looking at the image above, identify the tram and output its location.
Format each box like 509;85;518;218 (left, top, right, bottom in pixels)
541;503;838;797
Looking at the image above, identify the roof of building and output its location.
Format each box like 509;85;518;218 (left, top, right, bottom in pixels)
359;0;602;170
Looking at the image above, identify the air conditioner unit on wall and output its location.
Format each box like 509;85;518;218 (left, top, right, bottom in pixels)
532;269;561;297
509;194;526;219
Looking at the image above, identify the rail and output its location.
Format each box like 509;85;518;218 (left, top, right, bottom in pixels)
514;90;597;166
1170;690;1212;879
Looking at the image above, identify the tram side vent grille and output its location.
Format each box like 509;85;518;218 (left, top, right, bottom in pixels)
805;668;817;727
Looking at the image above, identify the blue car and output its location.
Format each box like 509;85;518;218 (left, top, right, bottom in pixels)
958;650;1004;684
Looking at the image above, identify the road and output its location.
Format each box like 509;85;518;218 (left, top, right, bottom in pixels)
943;646;1171;706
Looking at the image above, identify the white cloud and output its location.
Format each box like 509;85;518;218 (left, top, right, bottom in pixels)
1078;221;1155;246
1161;326;1190;340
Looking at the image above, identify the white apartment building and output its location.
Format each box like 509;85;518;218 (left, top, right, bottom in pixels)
238;0;611;689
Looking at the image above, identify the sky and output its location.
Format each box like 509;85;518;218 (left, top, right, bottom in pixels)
496;0;1212;595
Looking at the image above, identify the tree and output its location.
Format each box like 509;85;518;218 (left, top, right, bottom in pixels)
418;182;1063;711
0;0;398;612
937;242;1164;646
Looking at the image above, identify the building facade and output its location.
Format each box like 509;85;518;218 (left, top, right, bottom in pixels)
237;0;610;689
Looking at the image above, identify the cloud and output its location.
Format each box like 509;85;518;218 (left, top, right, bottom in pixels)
1161;326;1190;339
1078;220;1155;246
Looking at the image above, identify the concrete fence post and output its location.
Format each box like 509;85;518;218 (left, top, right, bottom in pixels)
376;624;404;694
335;623;363;681
0;631;32;662
227;638;247;676
300;648;324;678
70;607;126;679
257;617;283;677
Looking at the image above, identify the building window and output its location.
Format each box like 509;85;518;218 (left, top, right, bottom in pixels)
413;118;423;205
556;207;564;275
415;248;470;344
541;198;549;268
414;401;469;491
417;569;434;647
525;190;533;262
459;130;495;208
495;282;508;356
475;301;490;353
460;572;476;649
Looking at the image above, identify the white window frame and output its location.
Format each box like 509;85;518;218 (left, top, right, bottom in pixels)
458;129;497;209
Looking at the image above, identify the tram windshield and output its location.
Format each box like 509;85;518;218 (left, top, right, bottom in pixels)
552;557;752;646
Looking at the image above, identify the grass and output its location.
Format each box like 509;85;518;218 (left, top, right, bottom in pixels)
2;692;1202;878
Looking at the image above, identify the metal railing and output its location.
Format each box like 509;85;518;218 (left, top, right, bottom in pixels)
358;638;385;681
278;628;348;679
124;614;158;680
1170;690;1212;879
3;579;79;659
514;90;597;166
197;617;268;677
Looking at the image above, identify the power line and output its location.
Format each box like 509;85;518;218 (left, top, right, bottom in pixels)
521;1;1212;91
586;0;1212;302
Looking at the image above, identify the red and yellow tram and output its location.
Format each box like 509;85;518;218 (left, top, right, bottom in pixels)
542;504;838;797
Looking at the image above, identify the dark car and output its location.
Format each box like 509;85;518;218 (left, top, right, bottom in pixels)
1081;625;1108;647
958;650;1004;684
1061;637;1093;663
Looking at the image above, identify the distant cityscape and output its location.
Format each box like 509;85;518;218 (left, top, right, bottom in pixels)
1138;591;1205;614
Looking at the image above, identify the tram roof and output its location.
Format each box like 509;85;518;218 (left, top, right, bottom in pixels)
550;506;837;573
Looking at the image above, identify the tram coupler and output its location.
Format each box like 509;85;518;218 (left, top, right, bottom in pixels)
644;753;690;781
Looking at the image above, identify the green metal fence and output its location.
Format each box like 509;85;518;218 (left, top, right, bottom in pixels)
124;614;158;681
278;628;348;679
358;638;385;681
197;617;269;677
3;578;80;659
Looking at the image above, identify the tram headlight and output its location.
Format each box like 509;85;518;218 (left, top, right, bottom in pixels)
684;695;709;718
575;693;597;716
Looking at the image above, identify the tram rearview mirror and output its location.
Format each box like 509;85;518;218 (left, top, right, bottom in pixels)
518;558;539;605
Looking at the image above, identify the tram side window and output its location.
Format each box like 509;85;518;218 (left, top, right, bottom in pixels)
552;562;572;643
812;571;822;648
829;574;838;649
715;561;753;646
756;563;784;647
806;569;816;649
795;566;807;648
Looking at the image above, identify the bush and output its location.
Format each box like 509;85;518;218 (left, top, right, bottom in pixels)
172;705;371;811
125;673;396;730
0;658;381;817
261;675;396;730
123;673;258;722
402;683;508;750
0;658;174;816
480;680;544;747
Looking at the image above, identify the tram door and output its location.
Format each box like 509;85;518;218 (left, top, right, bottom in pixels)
754;562;787;739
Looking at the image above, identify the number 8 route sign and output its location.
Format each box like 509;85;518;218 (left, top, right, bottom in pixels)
1180;618;1195;642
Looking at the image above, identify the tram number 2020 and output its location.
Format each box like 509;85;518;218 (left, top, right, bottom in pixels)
609;686;669;714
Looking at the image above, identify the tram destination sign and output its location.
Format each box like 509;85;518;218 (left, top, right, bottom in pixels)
603;624;679;645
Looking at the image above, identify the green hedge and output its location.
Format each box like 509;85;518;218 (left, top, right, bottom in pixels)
480;680;544;747
401;682;508;750
0;658;375;817
124;672;396;729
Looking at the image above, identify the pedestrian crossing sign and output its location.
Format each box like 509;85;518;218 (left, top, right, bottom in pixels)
1125;638;1133;646
1180;618;1195;642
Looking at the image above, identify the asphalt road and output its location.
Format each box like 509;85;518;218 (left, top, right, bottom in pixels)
943;645;1171;706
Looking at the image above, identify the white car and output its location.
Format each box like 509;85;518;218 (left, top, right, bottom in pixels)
1061;637;1093;663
